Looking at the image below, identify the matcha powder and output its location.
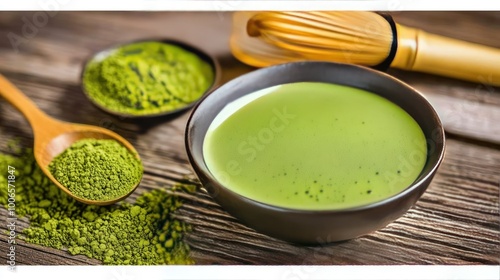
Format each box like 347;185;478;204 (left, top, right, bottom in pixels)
0;149;194;265
83;41;215;115
49;139;143;201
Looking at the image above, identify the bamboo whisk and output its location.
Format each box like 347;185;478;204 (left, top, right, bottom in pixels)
230;11;500;86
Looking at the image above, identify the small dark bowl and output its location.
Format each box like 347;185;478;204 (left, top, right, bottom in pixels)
81;39;220;119
185;61;445;244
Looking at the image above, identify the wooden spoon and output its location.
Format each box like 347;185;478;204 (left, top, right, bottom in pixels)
0;74;143;206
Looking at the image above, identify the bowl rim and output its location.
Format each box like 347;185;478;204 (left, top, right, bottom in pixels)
80;38;221;119
185;60;446;214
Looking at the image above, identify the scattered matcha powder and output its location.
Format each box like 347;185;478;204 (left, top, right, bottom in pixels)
0;149;195;264
6;137;23;154
48;139;143;201
83;41;215;115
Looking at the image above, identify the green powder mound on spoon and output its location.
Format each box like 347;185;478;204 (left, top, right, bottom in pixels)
48;139;143;202
0;149;195;265
82;41;215;116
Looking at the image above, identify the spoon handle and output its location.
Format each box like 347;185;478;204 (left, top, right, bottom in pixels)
0;74;49;125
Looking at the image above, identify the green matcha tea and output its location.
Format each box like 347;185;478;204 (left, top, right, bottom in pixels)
203;82;427;210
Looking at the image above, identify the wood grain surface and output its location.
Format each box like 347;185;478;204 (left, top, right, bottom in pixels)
0;11;499;265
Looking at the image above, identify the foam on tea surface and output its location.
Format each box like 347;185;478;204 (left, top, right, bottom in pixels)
203;82;427;210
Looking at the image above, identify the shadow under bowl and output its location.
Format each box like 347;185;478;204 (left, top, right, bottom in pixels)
80;38;221;119
185;61;446;244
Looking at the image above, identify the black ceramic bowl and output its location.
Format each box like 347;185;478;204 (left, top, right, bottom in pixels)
81;39;220;119
185;61;445;244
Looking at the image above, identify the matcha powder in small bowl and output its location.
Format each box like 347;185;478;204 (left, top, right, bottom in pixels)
82;40;216;117
49;139;143;201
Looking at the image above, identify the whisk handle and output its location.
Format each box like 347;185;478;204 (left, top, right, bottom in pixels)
392;24;500;86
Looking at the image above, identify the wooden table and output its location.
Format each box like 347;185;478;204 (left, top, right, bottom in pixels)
0;11;499;265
